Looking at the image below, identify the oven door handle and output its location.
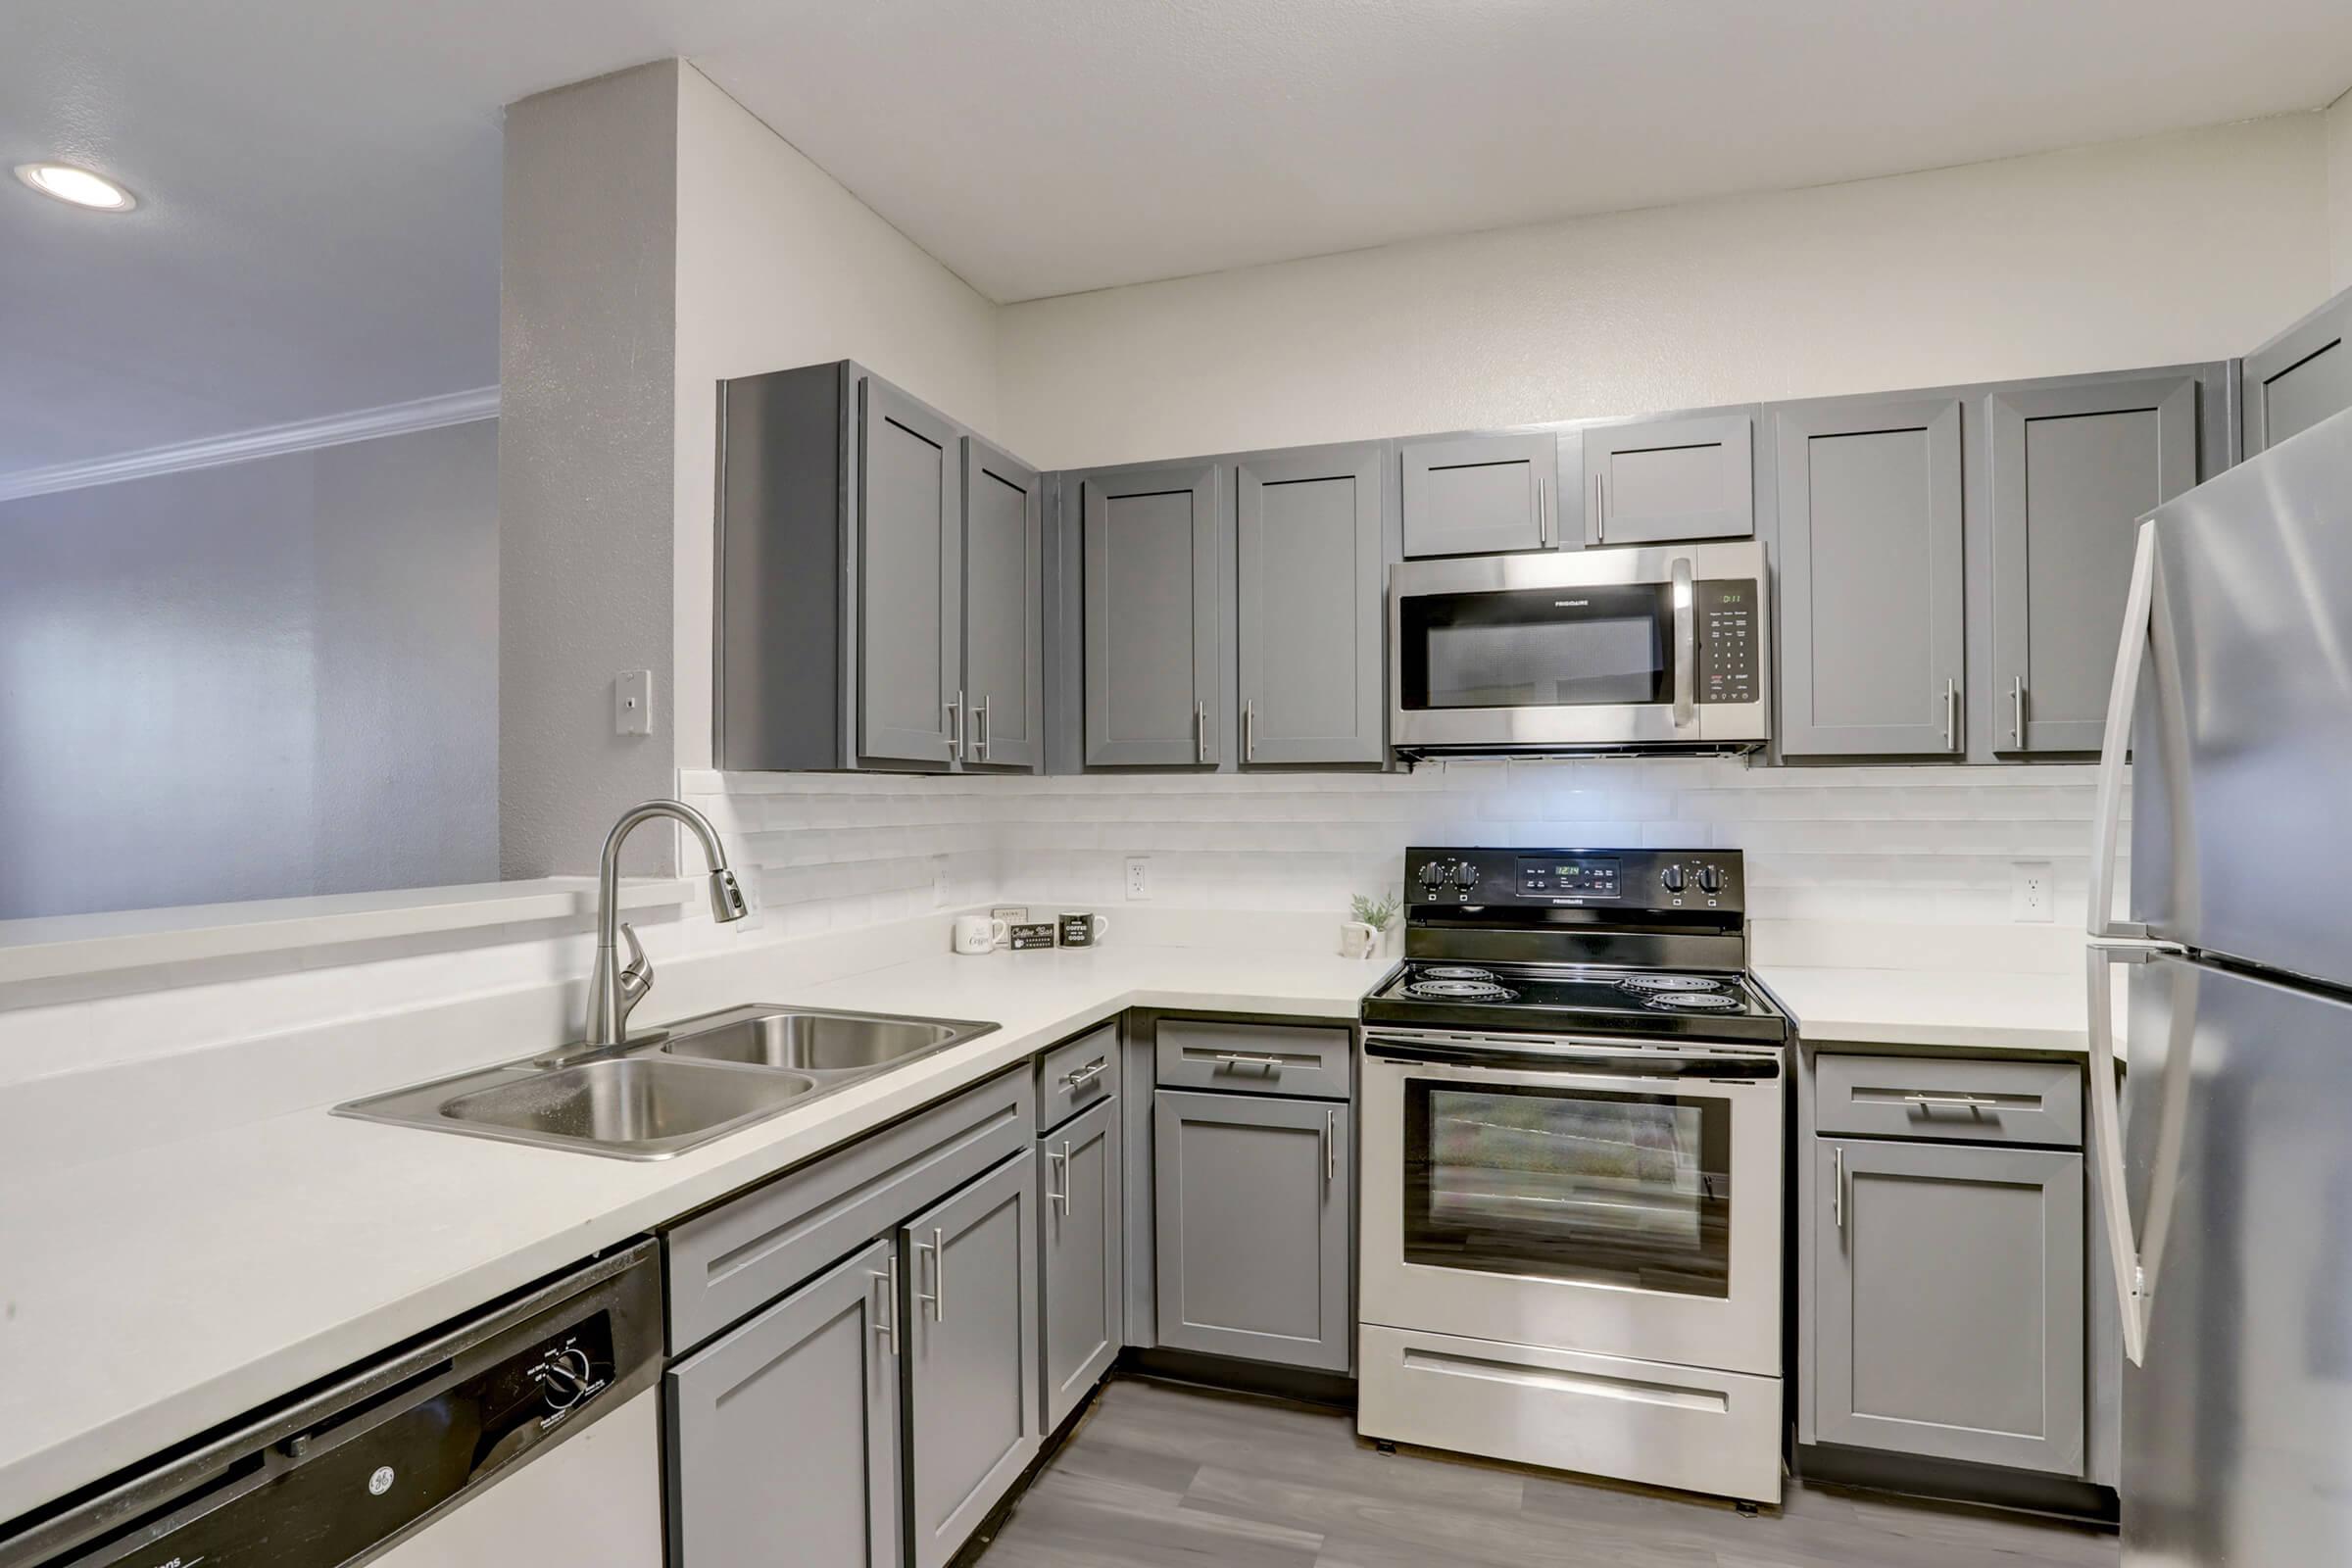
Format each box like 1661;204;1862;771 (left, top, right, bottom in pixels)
1363;1035;1780;1080
1671;557;1697;730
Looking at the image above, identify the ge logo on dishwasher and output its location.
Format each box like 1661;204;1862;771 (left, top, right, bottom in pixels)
368;1465;396;1496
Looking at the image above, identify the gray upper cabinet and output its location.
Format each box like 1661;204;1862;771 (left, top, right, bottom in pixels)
1152;1089;1350;1372
1083;466;1221;766
1816;1138;2085;1476
1775;396;1966;757
1987;374;2197;754
903;1151;1041;1568
1400;432;1557;557
1582;413;1755;546
858;378;961;766
1237;444;1386;765
665;1237;903;1568
962;436;1044;770
1040;1097;1123;1432
2243;285;2352;459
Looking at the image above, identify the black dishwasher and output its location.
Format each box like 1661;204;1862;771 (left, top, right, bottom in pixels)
0;1240;662;1568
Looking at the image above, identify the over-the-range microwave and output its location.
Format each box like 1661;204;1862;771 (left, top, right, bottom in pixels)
1388;539;1770;757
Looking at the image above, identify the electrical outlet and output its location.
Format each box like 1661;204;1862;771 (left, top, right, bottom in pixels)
1125;857;1152;901
2011;861;2053;923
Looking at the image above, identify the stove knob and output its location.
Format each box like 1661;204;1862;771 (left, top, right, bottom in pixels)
1418;861;1451;891
1696;865;1724;896
1455;862;1481;891
1660;865;1688;895
540;1348;595;1414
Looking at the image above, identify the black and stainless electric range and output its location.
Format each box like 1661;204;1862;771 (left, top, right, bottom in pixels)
1356;846;1790;1505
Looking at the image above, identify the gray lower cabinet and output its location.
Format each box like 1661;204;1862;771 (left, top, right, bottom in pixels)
961;435;1045;769
1581;412;1755;545
1775;396;1966;757
1399;432;1556;557
1236;444;1385;765
1987;374;2198;753
666;1237;902;1568
904;1151;1043;1568
1152;1090;1350;1372
1040;1097;1123;1430
1082;466;1221;766
1816;1137;2085;1475
2243;284;2352;459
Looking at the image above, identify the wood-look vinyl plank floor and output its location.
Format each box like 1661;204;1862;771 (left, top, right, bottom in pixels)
974;1380;2122;1568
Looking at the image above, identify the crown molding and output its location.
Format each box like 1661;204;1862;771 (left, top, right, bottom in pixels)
0;386;500;504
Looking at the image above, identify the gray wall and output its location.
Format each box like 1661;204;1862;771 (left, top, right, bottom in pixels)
498;61;681;880
0;418;498;919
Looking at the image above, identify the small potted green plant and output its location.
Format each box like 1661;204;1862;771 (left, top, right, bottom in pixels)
1343;888;1403;959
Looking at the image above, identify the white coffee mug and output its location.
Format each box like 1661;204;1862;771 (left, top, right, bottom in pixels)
953;914;1010;955
1338;920;1380;960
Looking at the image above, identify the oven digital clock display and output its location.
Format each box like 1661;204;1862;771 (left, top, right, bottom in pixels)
1516;857;1621;897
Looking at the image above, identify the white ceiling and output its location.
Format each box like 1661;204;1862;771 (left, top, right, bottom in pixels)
5;0;2349;476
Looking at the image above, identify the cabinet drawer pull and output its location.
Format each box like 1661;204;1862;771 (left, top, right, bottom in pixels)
915;1229;945;1322
1905;1093;2000;1111
1060;1058;1108;1090
1213;1052;1284;1073
869;1253;899;1353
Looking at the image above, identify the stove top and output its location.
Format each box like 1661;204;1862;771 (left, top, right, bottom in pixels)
1364;960;1790;1044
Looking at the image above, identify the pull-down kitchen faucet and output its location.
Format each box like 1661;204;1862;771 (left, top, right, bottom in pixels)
563;799;748;1060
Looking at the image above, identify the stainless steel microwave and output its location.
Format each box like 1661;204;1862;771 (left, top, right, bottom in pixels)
1388;540;1771;756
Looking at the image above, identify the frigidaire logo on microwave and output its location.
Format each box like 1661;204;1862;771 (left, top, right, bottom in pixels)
1553;599;1590;608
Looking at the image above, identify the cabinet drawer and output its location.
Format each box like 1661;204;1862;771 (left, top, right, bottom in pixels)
1154;1019;1353;1101
664;1067;1034;1351
1815;1055;2081;1147
1037;1023;1119;1131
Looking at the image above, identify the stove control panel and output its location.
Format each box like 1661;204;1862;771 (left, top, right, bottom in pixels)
1406;847;1742;912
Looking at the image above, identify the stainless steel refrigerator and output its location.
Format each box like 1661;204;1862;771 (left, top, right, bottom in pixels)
2085;406;2352;1565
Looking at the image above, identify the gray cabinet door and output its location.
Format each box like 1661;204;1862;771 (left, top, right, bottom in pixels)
1583;413;1754;545
961;435;1044;770
1082;466;1220;766
2243;286;2352;458
1039;1097;1122;1431
1152;1090;1349;1372
665;1237;901;1568
858;377;960;765
903;1151;1041;1568
1775;397;1965;756
1816;1138;2084;1475
1236;444;1385;764
1399;433;1556;557
1988;375;2197;754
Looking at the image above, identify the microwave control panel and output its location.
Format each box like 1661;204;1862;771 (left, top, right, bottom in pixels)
1697;579;1760;706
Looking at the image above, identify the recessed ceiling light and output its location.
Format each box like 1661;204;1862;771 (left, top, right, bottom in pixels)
15;162;137;213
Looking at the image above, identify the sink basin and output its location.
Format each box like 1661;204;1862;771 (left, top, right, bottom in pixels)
334;1004;997;1159
661;1006;986;1074
437;1057;818;1158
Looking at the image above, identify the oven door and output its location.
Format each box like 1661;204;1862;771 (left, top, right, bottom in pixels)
1387;542;1768;752
1360;1032;1784;1376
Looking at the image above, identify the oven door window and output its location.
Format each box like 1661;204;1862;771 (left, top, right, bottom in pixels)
1402;1080;1732;1298
1398;584;1670;710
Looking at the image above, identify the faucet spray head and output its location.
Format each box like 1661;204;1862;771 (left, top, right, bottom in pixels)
709;867;749;923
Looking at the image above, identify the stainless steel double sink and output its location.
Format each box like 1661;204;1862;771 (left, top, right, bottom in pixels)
334;1004;998;1160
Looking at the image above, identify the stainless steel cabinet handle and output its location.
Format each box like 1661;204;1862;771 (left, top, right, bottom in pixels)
976;694;993;761
1833;1146;1846;1236
945;690;965;759
1213;1052;1283;1073
1592;472;1606;543
1046;1144;1069;1217
1537;482;1549;548
915;1230;945;1321
1194;700;1208;764
1244;699;1256;762
869;1253;899;1353
1941;677;1958;752
1323;1108;1338;1189
2010;675;2027;750
1060;1058;1108;1089
1058;1139;1075;1215
1906;1093;1999;1110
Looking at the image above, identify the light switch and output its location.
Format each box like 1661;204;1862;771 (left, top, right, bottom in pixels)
615;670;655;736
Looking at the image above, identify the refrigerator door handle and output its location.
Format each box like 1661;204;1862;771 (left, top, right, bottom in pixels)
2088;521;2158;941
2086;941;2194;1368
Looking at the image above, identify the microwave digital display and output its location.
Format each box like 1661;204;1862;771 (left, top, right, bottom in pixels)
1517;857;1621;898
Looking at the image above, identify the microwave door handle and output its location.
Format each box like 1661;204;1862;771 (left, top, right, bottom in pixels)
1670;557;1696;729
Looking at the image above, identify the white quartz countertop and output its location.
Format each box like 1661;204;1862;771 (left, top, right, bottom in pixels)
1756;961;2109;1056
0;944;1376;1524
